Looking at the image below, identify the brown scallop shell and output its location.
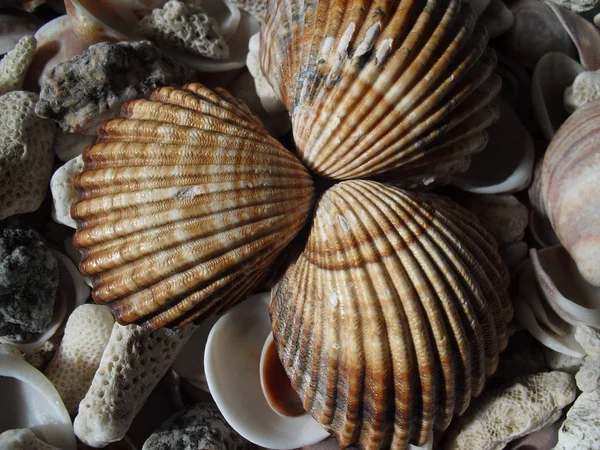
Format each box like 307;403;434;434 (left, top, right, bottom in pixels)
260;0;501;185
270;180;512;449
71;84;315;328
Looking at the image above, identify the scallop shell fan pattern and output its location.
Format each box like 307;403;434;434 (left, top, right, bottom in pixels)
72;84;315;329
271;180;512;449
260;0;501;184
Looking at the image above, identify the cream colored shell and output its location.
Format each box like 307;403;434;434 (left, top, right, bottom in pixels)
72;83;314;328
260;0;501;184
271;180;512;449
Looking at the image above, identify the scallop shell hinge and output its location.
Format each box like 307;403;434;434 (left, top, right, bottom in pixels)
71;83;315;329
271;180;513;449
260;0;501;185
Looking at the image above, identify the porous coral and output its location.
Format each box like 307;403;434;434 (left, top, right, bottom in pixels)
35;41;194;135
74;322;196;447
444;371;576;450
0;35;36;95
44;304;114;415
564;70;600;112
229;0;266;21
0;91;55;220
138;1;229;59
0;428;60;450
0;228;59;341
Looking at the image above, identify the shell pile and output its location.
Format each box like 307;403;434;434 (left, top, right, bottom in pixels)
70;0;513;448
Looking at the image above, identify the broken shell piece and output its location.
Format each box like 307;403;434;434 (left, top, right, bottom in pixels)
542;100;600;286
0;91;56;220
50;155;84;229
504;0;576;69
51;249;91;312
0;344;76;449
247;33;285;113
532;52;583;141
564;70;600;112
554;390;600;450
142;403;253;450
528;158;545;216
0;428;60;450
530;211;561;249
205;292;330;449
0;10;41;55
0;35;36;95
65;0;135;44
45;304;114;415
480;0;514;39
452;98;534;194
73;323;196;447
531;247;600;328
444;371;576;450
464;194;528;245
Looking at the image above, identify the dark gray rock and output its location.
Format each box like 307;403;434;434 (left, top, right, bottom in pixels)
0;228;58;340
35;40;195;135
142;403;254;450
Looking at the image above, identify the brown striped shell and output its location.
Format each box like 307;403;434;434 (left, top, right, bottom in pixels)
271;180;512;449
260;0;501;184
71;83;314;328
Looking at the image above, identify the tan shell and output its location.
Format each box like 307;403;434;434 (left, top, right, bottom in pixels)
260;0;501;184
542;99;600;287
72;83;315;328
271;180;512;449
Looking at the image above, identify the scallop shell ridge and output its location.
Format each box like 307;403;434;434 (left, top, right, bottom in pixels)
72;83;315;329
271;180;512;449
260;0;501;184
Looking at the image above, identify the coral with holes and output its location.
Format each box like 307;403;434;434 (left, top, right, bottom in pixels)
444;372;577;450
138;1;228;59
0;428;60;450
74;322;196;447
229;0;266;21
142;403;253;450
0;35;36;95
50;155;84;229
0;91;56;220
45;304;114;415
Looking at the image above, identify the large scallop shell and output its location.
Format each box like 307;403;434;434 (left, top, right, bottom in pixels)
72;83;315;328
271;180;512;449
260;0;501;184
542;99;600;287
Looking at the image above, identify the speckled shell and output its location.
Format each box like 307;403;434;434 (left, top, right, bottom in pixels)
260;0;501;184
271;180;512;449
72;83;315;328
542;99;600;287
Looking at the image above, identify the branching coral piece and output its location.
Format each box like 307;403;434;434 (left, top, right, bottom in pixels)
45;304;114;415
0;35;36;95
74;323;196;447
0;428;60;450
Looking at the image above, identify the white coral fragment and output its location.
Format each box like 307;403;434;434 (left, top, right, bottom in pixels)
247;33;286;113
466;194;529;245
575;356;600;392
0;35;36;95
229;0;267;21
444;371;576;450
574;325;600;357
554;390;600;449
50;155;84;229
44;304;114;415
0;91;56;220
0;428;60;450
139;1;229;59
564;70;600;112
74;322;196;447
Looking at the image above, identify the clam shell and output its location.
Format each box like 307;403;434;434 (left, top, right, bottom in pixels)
72;83;315;328
271;180;512;449
542;99;600;287
260;0;501;184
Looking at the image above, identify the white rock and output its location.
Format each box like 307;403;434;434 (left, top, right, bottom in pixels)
564;70;600;113
247;33;286;113
554;390;600;450
50;155;84;229
44;304;114;415
575;325;600;357
575;356;600;392
444;371;576;450
542;347;584;374
0;429;60;450
74;323;196;447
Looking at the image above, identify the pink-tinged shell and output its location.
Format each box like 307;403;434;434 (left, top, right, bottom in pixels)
271;180;512;449
542;100;600;287
72;83;315;329
259;0;501;184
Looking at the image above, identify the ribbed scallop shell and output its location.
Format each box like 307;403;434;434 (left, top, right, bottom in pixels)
260;0;501;184
271;180;512;449
72;83;315;329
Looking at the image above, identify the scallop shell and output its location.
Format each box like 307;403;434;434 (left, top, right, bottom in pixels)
271;180;512;449
72;83;315;328
542;99;600;287
260;0;501;183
